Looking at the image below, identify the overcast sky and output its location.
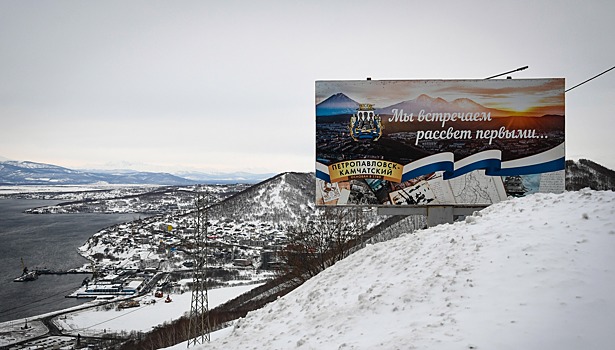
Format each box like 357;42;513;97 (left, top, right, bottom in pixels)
1;0;614;174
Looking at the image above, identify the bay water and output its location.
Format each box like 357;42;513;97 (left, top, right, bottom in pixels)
0;199;139;323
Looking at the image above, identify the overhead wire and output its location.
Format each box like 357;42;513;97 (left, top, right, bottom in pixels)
565;65;615;92
74;303;150;331
483;64;614;93
0;285;82;318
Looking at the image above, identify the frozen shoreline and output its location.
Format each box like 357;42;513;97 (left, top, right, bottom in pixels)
0;282;264;348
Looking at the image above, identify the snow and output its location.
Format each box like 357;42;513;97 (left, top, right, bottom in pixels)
56;284;262;334
0;320;48;347
3;189;614;349
186;189;615;350
162;327;234;349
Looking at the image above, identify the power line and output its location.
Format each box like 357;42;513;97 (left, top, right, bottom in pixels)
0;286;80;317
565;65;615;92
76;304;149;331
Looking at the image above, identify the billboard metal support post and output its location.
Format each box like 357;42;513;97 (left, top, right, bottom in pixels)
427;206;454;227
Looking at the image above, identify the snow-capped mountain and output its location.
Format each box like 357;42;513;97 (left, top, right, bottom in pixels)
186;189;615;350
0;161;195;185
0;161;271;185
316;93;359;117
174;170;275;184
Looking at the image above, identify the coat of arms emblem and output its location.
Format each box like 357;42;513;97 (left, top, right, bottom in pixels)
349;103;383;141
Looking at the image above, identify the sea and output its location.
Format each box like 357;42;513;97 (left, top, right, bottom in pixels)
0;199;139;323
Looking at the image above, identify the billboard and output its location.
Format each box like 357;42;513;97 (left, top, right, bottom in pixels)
315;79;565;206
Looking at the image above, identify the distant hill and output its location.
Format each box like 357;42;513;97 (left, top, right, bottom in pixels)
174;170;275;184
211;163;615;222
566;159;615;191
2;159;612;191
0;160;269;185
208;172;316;223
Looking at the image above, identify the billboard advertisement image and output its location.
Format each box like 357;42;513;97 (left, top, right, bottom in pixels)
316;79;565;206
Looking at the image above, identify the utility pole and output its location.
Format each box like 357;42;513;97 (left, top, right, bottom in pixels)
187;190;211;347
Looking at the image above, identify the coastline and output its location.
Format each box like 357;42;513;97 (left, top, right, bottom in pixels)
0;198;140;323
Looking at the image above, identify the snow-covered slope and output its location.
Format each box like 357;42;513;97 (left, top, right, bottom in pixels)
209;172;316;223
566;159;615;191
194;189;615;350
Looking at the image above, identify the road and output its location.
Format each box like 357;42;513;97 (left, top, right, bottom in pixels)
3;272;167;349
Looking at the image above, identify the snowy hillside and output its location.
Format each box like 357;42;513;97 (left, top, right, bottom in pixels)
74;173;318;283
566;159;615;191
191;189;615;350
209;172;316;223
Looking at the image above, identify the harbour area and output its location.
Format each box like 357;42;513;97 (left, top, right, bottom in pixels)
14;267;159;299
0;198;139;323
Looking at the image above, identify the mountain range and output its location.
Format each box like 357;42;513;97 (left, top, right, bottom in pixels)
316;92;562;118
378;93;504;116
1;159;613;189
0;160;274;185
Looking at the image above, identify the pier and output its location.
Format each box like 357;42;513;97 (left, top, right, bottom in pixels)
33;269;91;276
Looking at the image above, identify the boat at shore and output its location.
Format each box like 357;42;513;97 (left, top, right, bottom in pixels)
14;270;38;282
13;258;38;282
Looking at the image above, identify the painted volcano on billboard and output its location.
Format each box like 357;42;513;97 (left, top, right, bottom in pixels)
316;92;359;117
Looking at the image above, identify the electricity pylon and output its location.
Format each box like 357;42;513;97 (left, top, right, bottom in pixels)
187;191;211;347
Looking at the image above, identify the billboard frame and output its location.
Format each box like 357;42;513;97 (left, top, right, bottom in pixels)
315;78;566;208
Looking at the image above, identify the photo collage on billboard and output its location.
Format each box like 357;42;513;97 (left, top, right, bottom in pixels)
315;79;566;206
